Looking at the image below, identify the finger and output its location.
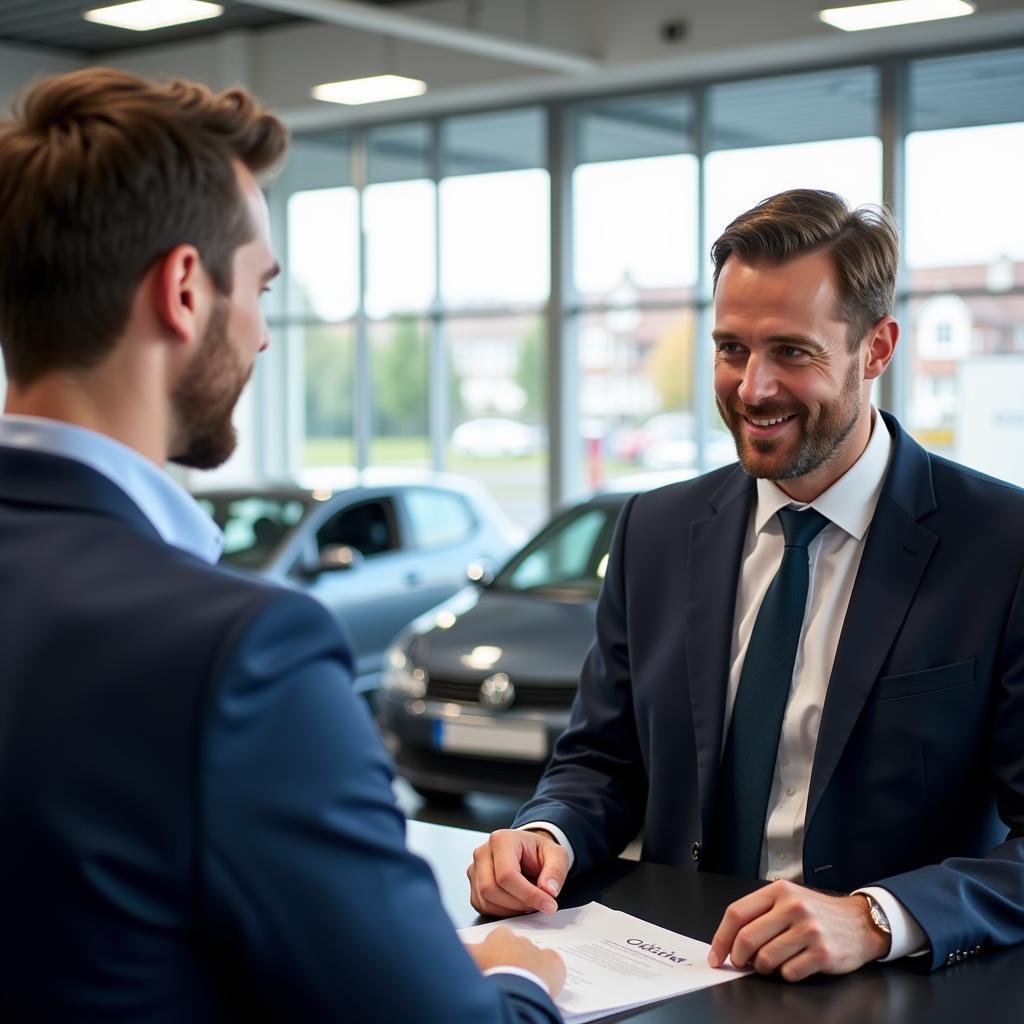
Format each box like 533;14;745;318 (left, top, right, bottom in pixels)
469;856;535;917
708;885;784;967
777;949;822;983
748;924;811;975
492;838;558;914
535;842;569;900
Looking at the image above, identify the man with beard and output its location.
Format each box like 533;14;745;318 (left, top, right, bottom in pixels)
468;189;1024;980
0;69;564;1021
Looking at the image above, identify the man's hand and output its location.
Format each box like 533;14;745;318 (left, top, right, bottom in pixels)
468;828;569;917
707;880;891;982
465;926;567;998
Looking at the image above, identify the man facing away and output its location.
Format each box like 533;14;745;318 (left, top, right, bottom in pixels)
469;189;1024;981
0;69;563;1021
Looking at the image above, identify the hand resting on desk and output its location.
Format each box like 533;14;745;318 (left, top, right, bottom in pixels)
464;926;567;998
708;880;890;981
468;828;569;918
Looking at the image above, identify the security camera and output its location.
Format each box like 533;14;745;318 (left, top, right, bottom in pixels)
660;19;689;43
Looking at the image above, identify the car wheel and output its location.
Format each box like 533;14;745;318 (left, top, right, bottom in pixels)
413;786;466;808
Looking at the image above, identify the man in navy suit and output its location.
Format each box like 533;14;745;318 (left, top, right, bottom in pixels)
0;69;563;1021
468;189;1024;980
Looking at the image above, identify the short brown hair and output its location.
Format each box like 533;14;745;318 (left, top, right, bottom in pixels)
711;189;898;350
0;68;288;384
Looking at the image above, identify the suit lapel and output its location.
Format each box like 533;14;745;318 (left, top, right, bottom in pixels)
806;414;938;825
685;467;755;832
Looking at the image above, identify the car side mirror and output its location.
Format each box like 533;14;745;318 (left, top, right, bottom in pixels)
466;560;493;587
316;543;365;574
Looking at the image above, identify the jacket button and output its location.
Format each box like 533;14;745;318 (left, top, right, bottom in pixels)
691;842;701;862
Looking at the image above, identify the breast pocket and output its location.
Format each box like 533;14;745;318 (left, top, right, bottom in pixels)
874;658;975;702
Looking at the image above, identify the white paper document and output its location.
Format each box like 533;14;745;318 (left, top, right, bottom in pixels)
459;902;747;1023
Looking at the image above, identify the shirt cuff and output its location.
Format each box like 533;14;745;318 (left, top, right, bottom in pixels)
483;965;550;993
517;821;575;872
854;886;929;961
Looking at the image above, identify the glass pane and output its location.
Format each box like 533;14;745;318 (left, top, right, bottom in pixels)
286;187;359;321
447;314;547;529
906;123;1024;278
364;179;436;317
575;92;694;165
370;318;430;468
575;307;731;485
300;323;355;468
198;495;309;570
708;67;878;151
910;47;1024;133
405;488;475;548
440;169;550;307
906;294;1024;487
573;154;699;301
368;122;431;183
441;107;545;177
494;504;617;598
704;138;883;256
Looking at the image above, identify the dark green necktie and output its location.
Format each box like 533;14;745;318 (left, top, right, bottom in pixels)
707;506;829;878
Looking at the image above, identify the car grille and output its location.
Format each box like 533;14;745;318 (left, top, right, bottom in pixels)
425;675;576;710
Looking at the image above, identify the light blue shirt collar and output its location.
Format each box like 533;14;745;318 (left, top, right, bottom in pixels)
0;414;224;564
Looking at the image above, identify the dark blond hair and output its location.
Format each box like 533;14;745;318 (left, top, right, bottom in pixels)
711;189;899;350
0;68;288;384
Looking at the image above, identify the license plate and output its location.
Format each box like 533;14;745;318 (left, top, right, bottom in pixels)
434;718;548;761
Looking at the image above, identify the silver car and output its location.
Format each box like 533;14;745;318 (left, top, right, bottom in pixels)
195;469;521;696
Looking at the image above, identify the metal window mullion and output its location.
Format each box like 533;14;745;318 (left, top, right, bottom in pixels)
547;100;577;510
880;57;910;422
352;128;371;469
693;84;713;473
429;119;448;471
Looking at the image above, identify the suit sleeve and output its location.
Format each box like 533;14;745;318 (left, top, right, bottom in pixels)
196;590;560;1024
875;561;1024;970
513;495;648;876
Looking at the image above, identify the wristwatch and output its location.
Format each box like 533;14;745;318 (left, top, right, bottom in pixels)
863;894;892;937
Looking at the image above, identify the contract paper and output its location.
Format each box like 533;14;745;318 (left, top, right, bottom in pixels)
459;902;747;1023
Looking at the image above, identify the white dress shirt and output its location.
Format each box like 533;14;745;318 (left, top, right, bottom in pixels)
526;408;926;960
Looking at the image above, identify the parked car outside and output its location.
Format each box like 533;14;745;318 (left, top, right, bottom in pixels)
376;471;697;804
194;469;521;697
451;417;546;458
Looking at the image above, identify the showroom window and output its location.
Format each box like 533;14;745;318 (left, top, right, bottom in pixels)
905;46;1024;486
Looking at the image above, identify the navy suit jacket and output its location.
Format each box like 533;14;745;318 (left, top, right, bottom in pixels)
0;446;559;1023
516;412;1024;971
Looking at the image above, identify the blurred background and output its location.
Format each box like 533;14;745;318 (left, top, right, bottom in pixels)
1;0;1022;826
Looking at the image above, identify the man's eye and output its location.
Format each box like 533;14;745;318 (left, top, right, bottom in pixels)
782;346;806;358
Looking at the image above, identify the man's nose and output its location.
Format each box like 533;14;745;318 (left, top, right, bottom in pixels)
737;355;778;406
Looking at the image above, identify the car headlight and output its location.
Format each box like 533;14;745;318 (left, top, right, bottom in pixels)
382;643;428;698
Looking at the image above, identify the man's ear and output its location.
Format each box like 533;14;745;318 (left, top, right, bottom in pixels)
864;316;898;381
151;244;208;345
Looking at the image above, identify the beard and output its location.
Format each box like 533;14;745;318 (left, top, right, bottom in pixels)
169;297;252;470
716;358;862;481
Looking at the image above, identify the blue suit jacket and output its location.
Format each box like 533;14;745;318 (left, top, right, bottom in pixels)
0;446;559;1023
516;413;1024;971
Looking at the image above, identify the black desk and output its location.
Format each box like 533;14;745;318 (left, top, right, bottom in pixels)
407;820;1024;1024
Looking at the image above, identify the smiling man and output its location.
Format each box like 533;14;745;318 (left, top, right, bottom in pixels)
468;189;1024;981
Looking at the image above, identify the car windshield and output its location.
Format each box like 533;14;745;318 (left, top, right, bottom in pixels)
492;501;624;598
196;494;311;570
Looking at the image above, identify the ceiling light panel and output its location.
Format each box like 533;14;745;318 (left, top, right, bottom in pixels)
84;1;225;32
312;75;428;106
819;0;975;32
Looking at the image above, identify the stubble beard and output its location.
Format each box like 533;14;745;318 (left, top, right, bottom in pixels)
169;297;251;471
717;358;862;481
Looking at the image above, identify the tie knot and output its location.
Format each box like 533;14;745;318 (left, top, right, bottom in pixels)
777;506;829;549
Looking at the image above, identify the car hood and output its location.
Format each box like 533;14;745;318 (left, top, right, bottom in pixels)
407;589;597;685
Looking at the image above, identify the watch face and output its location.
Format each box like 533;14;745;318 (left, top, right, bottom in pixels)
868;899;892;934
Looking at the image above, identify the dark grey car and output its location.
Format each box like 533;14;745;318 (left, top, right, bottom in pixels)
376;490;633;804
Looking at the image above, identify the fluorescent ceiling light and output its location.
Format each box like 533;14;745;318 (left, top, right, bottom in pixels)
819;0;974;31
84;1;224;32
312;75;428;106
